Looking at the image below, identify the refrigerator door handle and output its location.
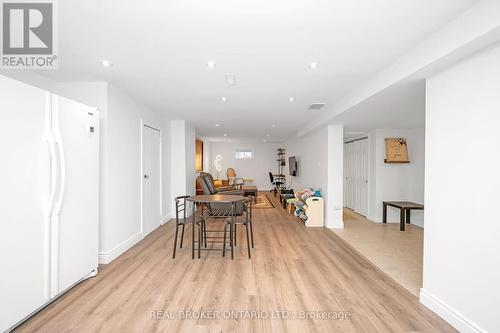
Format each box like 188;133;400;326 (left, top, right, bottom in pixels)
53;96;66;216
45;137;57;216
44;94;57;217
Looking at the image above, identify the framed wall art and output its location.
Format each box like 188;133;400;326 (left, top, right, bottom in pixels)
384;138;409;163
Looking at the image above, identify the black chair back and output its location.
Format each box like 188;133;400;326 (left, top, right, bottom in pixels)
269;172;274;183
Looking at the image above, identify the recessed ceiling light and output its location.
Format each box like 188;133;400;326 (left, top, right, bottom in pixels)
215;123;220;127
207;61;216;68
221;97;228;102
101;60;113;67
271;124;276;128
288;97;295;102
309;62;319;69
223;133;228;137
266;134;270;137
263;139;267;143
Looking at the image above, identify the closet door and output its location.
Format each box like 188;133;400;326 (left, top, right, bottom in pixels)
343;139;368;216
0;76;51;332
142;125;161;237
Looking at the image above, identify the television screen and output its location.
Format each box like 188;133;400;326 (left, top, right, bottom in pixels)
289;156;297;176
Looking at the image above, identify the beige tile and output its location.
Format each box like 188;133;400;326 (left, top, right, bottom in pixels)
332;209;423;296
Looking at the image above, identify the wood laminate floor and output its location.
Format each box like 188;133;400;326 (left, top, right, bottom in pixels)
15;194;454;333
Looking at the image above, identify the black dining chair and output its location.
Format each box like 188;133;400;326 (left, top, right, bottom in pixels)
223;197;254;259
172;195;206;258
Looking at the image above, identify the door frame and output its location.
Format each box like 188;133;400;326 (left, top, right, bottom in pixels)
140;120;162;238
343;136;370;217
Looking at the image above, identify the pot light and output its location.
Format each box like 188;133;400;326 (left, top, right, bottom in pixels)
101;60;113;67
309;62;319;69
207;61;216;68
223;133;228;137
263;139;267;143
271;124;276;128
266;134;270;137
215;123;220;127
221;97;228;102
288;97;295;102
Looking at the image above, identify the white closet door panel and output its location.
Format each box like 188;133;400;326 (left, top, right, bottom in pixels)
54;96;99;294
344;139;369;216
0;76;50;332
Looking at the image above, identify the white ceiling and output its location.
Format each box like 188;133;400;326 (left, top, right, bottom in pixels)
38;0;476;142
339;79;426;139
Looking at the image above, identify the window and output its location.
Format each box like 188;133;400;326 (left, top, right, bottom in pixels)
235;148;253;159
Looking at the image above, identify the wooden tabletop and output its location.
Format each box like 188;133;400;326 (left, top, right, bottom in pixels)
187;194;245;203
384;201;424;209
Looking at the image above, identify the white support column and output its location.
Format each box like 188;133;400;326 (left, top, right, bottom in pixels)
170;120;196;215
326;124;344;228
170;120;188;213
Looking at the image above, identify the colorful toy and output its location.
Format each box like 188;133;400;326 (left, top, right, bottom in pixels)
293;188;322;221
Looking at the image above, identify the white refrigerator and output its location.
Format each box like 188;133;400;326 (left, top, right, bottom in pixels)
0;75;99;332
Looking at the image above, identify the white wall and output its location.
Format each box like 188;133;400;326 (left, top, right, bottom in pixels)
421;44;500;333
286;125;344;228
209;142;280;189
170;120;196;213
99;84;169;263
366;128;425;227
185;122;196;196
286;127;328;192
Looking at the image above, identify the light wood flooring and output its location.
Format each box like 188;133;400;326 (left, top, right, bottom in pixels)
15;194;453;333
333;209;423;296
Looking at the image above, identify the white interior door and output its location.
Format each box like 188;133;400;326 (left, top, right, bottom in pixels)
54;95;99;294
142;125;161;237
343;138;368;216
0;76;51;332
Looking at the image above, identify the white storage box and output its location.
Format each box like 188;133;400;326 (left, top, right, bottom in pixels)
305;197;324;227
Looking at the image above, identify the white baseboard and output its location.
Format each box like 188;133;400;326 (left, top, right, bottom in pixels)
419;288;483;333
162;212;174;224
367;215;382;223
98;232;143;264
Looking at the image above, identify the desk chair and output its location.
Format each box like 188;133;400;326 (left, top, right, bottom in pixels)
269;172;284;196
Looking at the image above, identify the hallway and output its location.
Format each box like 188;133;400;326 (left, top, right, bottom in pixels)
17;195;450;333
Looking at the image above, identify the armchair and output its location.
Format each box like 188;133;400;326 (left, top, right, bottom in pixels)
198;172;245;215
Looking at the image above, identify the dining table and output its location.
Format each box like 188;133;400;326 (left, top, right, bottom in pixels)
186;194;246;259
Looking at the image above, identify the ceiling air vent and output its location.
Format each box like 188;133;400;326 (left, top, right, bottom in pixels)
225;73;236;85
308;103;325;110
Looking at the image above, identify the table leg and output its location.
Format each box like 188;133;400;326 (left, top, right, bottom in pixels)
406;209;411;224
198;218;201;259
383;203;387;223
231;203;235;260
191;202;195;259
400;208;405;231
249;203;254;248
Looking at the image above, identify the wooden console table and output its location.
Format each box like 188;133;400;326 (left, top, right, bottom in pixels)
383;201;424;231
